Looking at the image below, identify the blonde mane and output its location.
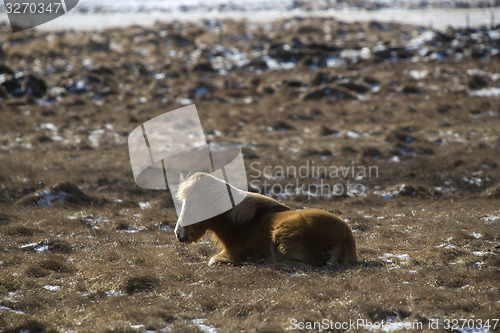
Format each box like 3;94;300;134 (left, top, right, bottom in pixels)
176;172;204;202
226;192;290;224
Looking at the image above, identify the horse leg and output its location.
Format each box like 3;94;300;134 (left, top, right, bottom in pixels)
208;251;234;266
325;249;342;269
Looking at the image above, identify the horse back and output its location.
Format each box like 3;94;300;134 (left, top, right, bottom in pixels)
271;209;357;266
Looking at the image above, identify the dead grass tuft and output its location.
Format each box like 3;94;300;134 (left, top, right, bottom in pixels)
7;225;39;236
18;182;102;207
226;303;265;318
3;319;55;333
26;265;51;278
366;307;412;321
38;257;73;273
122;275;161;295
440;248;466;261
116;221;130;230
435;274;469;289
46;239;74;254
0;280;19;294
0;213;13;224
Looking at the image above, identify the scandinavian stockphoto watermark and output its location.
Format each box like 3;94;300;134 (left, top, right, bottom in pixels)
127;104;377;226
288;318;499;331
249;161;378;199
3;0;79;32
289;318;425;331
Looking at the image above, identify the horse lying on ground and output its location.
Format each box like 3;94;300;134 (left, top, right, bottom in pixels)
174;172;357;267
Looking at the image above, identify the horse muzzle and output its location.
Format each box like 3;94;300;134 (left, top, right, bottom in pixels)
176;232;189;243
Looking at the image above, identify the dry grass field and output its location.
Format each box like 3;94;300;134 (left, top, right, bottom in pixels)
0;16;499;332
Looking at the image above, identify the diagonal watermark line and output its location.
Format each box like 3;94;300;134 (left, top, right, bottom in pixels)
221;166;236;207
208;145;236;207
60;0;68;14
140;124;155;164
207;147;216;172
161;159;169;191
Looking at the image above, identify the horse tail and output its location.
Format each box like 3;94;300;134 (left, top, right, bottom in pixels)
343;227;358;265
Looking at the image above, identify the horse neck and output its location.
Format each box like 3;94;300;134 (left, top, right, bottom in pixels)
205;214;234;237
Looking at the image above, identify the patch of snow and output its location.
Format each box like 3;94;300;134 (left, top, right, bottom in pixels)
35;245;50;253
130;324;145;330
210;45;250;73
376;184;407;200
340;47;371;62
43;285;61;292
482;214;500;222
36;189;67;207
179;97;193;105
195;86;210;98
436;237;455;248
262;55;297;70
407;30;436;50
105;290;125;297
472;251;493;256
51;135;64;141
154;72;165;80
471;87;500;97
462;176;483;187
212;129;223;137
473;262;484;270
345;130;360;139
434;186;456;194
41;123;58;131
20;242;39;249
88;128;105;148
326;56;346;68
190;319;219;333
409;69;428;80
123;226;146;233
0;305;25;315
75;80;90;92
139;201;151;210
389;156;400;163
159;224;171;231
379;253;410;264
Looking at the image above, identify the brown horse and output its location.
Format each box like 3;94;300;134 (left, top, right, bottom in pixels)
174;172;357;267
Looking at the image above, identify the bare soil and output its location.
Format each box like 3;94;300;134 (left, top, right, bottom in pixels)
0;17;499;332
